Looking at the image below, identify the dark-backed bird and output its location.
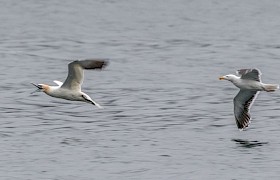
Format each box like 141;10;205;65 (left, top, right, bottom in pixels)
219;68;279;130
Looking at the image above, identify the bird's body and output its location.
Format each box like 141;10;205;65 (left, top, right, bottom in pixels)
219;68;279;130
31;59;107;108
227;75;267;91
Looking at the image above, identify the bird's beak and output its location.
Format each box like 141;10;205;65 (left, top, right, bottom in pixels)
219;76;225;80
31;82;43;89
30;83;43;94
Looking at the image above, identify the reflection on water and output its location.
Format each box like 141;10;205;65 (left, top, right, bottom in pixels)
232;139;269;148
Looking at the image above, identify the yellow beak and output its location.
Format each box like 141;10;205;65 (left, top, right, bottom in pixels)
219;76;225;80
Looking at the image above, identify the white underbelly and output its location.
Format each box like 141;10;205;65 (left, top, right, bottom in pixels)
47;89;83;101
234;80;264;91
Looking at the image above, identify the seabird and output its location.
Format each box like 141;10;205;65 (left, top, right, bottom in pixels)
31;59;107;108
219;68;279;130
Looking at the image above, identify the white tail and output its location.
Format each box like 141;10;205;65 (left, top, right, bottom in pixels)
263;84;279;92
92;101;104;109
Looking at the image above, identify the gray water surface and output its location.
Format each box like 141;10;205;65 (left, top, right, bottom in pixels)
1;0;280;179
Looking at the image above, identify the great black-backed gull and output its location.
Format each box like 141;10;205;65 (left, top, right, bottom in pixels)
219;68;279;130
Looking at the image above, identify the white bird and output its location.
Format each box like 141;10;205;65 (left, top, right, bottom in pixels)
31;59;107;108
219;68;279;130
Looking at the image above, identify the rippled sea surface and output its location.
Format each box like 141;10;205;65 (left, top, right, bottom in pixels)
1;0;280;179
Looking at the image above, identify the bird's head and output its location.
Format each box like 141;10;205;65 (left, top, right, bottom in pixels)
31;83;50;94
219;74;237;81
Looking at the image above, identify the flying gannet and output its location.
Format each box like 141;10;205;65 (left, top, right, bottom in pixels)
31;59;107;108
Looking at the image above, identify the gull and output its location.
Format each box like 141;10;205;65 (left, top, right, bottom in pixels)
219;68;279;130
31;59;107;108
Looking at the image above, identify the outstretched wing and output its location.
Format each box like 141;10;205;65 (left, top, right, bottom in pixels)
236;68;262;82
233;90;259;130
61;59;107;91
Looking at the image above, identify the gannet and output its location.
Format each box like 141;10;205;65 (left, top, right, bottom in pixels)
31;59;107;108
219;68;279;130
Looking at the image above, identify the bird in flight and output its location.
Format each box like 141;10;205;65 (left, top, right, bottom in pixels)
219;68;279;130
31;59;107;108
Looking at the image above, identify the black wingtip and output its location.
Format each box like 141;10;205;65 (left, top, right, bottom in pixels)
98;59;109;69
80;59;109;70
